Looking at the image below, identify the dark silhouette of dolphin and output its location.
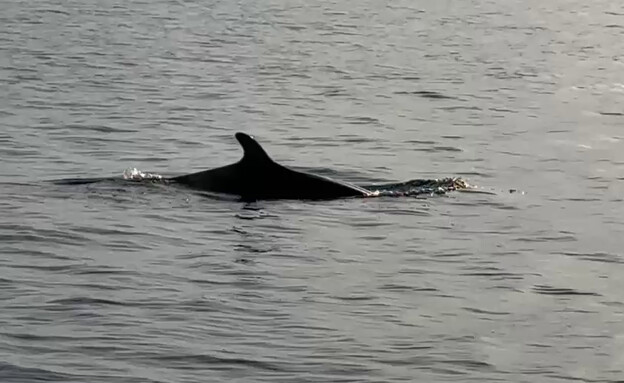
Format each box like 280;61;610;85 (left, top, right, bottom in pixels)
171;133;372;201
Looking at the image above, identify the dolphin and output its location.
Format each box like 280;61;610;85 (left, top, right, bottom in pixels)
171;133;372;201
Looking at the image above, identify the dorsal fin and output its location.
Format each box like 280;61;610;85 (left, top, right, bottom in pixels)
235;132;274;164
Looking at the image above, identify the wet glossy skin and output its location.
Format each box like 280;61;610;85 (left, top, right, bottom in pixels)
172;133;371;201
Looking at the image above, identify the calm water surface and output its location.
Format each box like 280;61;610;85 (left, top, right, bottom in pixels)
1;0;624;382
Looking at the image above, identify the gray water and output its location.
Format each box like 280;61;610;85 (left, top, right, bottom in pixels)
1;0;624;381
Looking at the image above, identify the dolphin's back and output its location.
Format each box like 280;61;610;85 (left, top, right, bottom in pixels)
257;163;368;200
171;133;371;201
171;163;244;195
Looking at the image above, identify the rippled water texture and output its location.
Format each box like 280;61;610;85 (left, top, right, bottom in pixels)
1;0;624;381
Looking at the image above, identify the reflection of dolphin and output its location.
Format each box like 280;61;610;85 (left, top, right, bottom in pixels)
171;133;372;201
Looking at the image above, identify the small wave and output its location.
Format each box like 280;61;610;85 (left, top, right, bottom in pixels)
0;361;77;382
47;297;129;306
149;353;285;372
366;177;471;197
51;168;168;186
394;90;456;99
50;177;111;185
532;285;600;297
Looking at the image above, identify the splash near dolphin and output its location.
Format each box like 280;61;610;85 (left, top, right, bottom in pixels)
171;133;373;201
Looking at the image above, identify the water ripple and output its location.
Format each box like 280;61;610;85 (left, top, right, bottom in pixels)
2;0;624;382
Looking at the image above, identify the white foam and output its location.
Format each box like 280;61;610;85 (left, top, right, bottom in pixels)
122;168;163;180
